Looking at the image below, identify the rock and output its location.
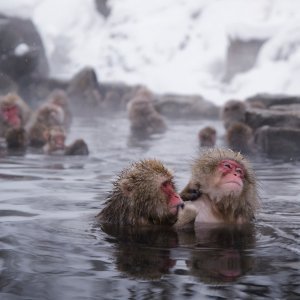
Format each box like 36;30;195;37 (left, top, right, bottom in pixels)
0;73;18;95
0;14;49;83
255;126;300;157
269;104;300;112
154;94;220;119
246;93;300;108
94;0;111;18
245;108;300;131
223;39;265;82
100;82;139;110
67;67;103;114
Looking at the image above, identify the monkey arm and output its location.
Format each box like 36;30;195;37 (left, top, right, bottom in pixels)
180;183;202;202
173;202;198;229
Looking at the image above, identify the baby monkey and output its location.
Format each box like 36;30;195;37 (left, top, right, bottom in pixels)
181;148;259;224
43;126;89;156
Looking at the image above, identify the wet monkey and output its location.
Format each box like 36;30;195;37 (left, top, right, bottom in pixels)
181;148;259;224
28;104;65;147
127;88;167;137
97;159;196;227
5;128;28;151
64;139;89;156
226;122;254;154
43;126;89;156
46;89;72;130
43;126;66;154
198;126;217;147
221;100;246;129
0;93;31;136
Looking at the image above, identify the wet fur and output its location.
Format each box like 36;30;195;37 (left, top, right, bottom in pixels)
97;159;179;226
181;148;259;223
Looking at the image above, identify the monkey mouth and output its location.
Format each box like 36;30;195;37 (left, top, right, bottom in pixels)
169;203;184;215
224;181;242;187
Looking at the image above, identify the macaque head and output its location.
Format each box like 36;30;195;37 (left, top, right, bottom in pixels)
181;148;259;222
0;93;22;128
44;126;66;153
99;159;184;226
48;89;69;110
221;100;246;129
37;104;65;126
198;126;217;147
212;159;245;199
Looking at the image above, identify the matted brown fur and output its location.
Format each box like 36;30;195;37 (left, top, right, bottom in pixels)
97;159;178;226
184;148;259;222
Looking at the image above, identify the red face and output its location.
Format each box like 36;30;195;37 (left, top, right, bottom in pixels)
2;105;21;127
161;181;184;215
217;160;244;195
51;133;66;150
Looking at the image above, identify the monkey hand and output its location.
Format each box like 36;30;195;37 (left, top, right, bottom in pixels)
173;202;198;229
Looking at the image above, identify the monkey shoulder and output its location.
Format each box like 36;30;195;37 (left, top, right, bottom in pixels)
173;202;198;229
193;198;222;224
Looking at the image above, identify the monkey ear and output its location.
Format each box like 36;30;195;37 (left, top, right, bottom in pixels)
119;178;133;197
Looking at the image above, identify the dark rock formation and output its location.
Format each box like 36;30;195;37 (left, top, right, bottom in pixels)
246;93;300;108
154;94;220;119
0;14;49;84
94;0;111;18
245;108;300;131
255;126;300;157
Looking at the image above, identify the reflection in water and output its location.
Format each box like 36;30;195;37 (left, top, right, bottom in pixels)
0;116;299;299
100;223;178;280
99;222;256;283
186;224;256;283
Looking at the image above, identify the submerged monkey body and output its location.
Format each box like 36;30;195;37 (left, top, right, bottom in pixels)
181;148;259;224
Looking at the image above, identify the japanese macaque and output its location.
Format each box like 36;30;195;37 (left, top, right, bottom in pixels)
5;127;28;151
43;126;66;154
180;148;259;224
127;88;167;137
97;159;197;227
28;103;65;147
64;139;89;156
198;126;217;147
43;126;89;156
221;100;246;129
46;89;72;130
226;122;254;154
0;92;31;136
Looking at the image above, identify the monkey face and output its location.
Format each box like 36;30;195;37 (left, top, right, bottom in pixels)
213;160;244;199
161;180;184;216
2;105;21;127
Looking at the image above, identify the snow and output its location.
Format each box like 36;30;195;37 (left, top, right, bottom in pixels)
0;0;300;105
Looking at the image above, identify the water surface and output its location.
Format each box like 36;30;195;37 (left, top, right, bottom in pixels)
0;113;299;300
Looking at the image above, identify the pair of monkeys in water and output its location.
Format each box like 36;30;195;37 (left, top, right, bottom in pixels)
97;148;260;228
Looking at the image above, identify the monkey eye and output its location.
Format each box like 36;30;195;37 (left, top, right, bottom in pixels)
235;167;244;176
162;181;172;188
222;162;232;169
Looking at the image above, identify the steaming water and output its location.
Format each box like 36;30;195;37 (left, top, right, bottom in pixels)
0;113;299;300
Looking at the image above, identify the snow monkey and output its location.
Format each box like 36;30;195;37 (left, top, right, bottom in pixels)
180;148;259;224
0;92;31;136
198;126;217;147
97;159;197;227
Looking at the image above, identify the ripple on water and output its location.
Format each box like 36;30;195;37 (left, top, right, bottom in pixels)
0;115;299;299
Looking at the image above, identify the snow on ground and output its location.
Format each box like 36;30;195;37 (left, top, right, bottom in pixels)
1;0;300;105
